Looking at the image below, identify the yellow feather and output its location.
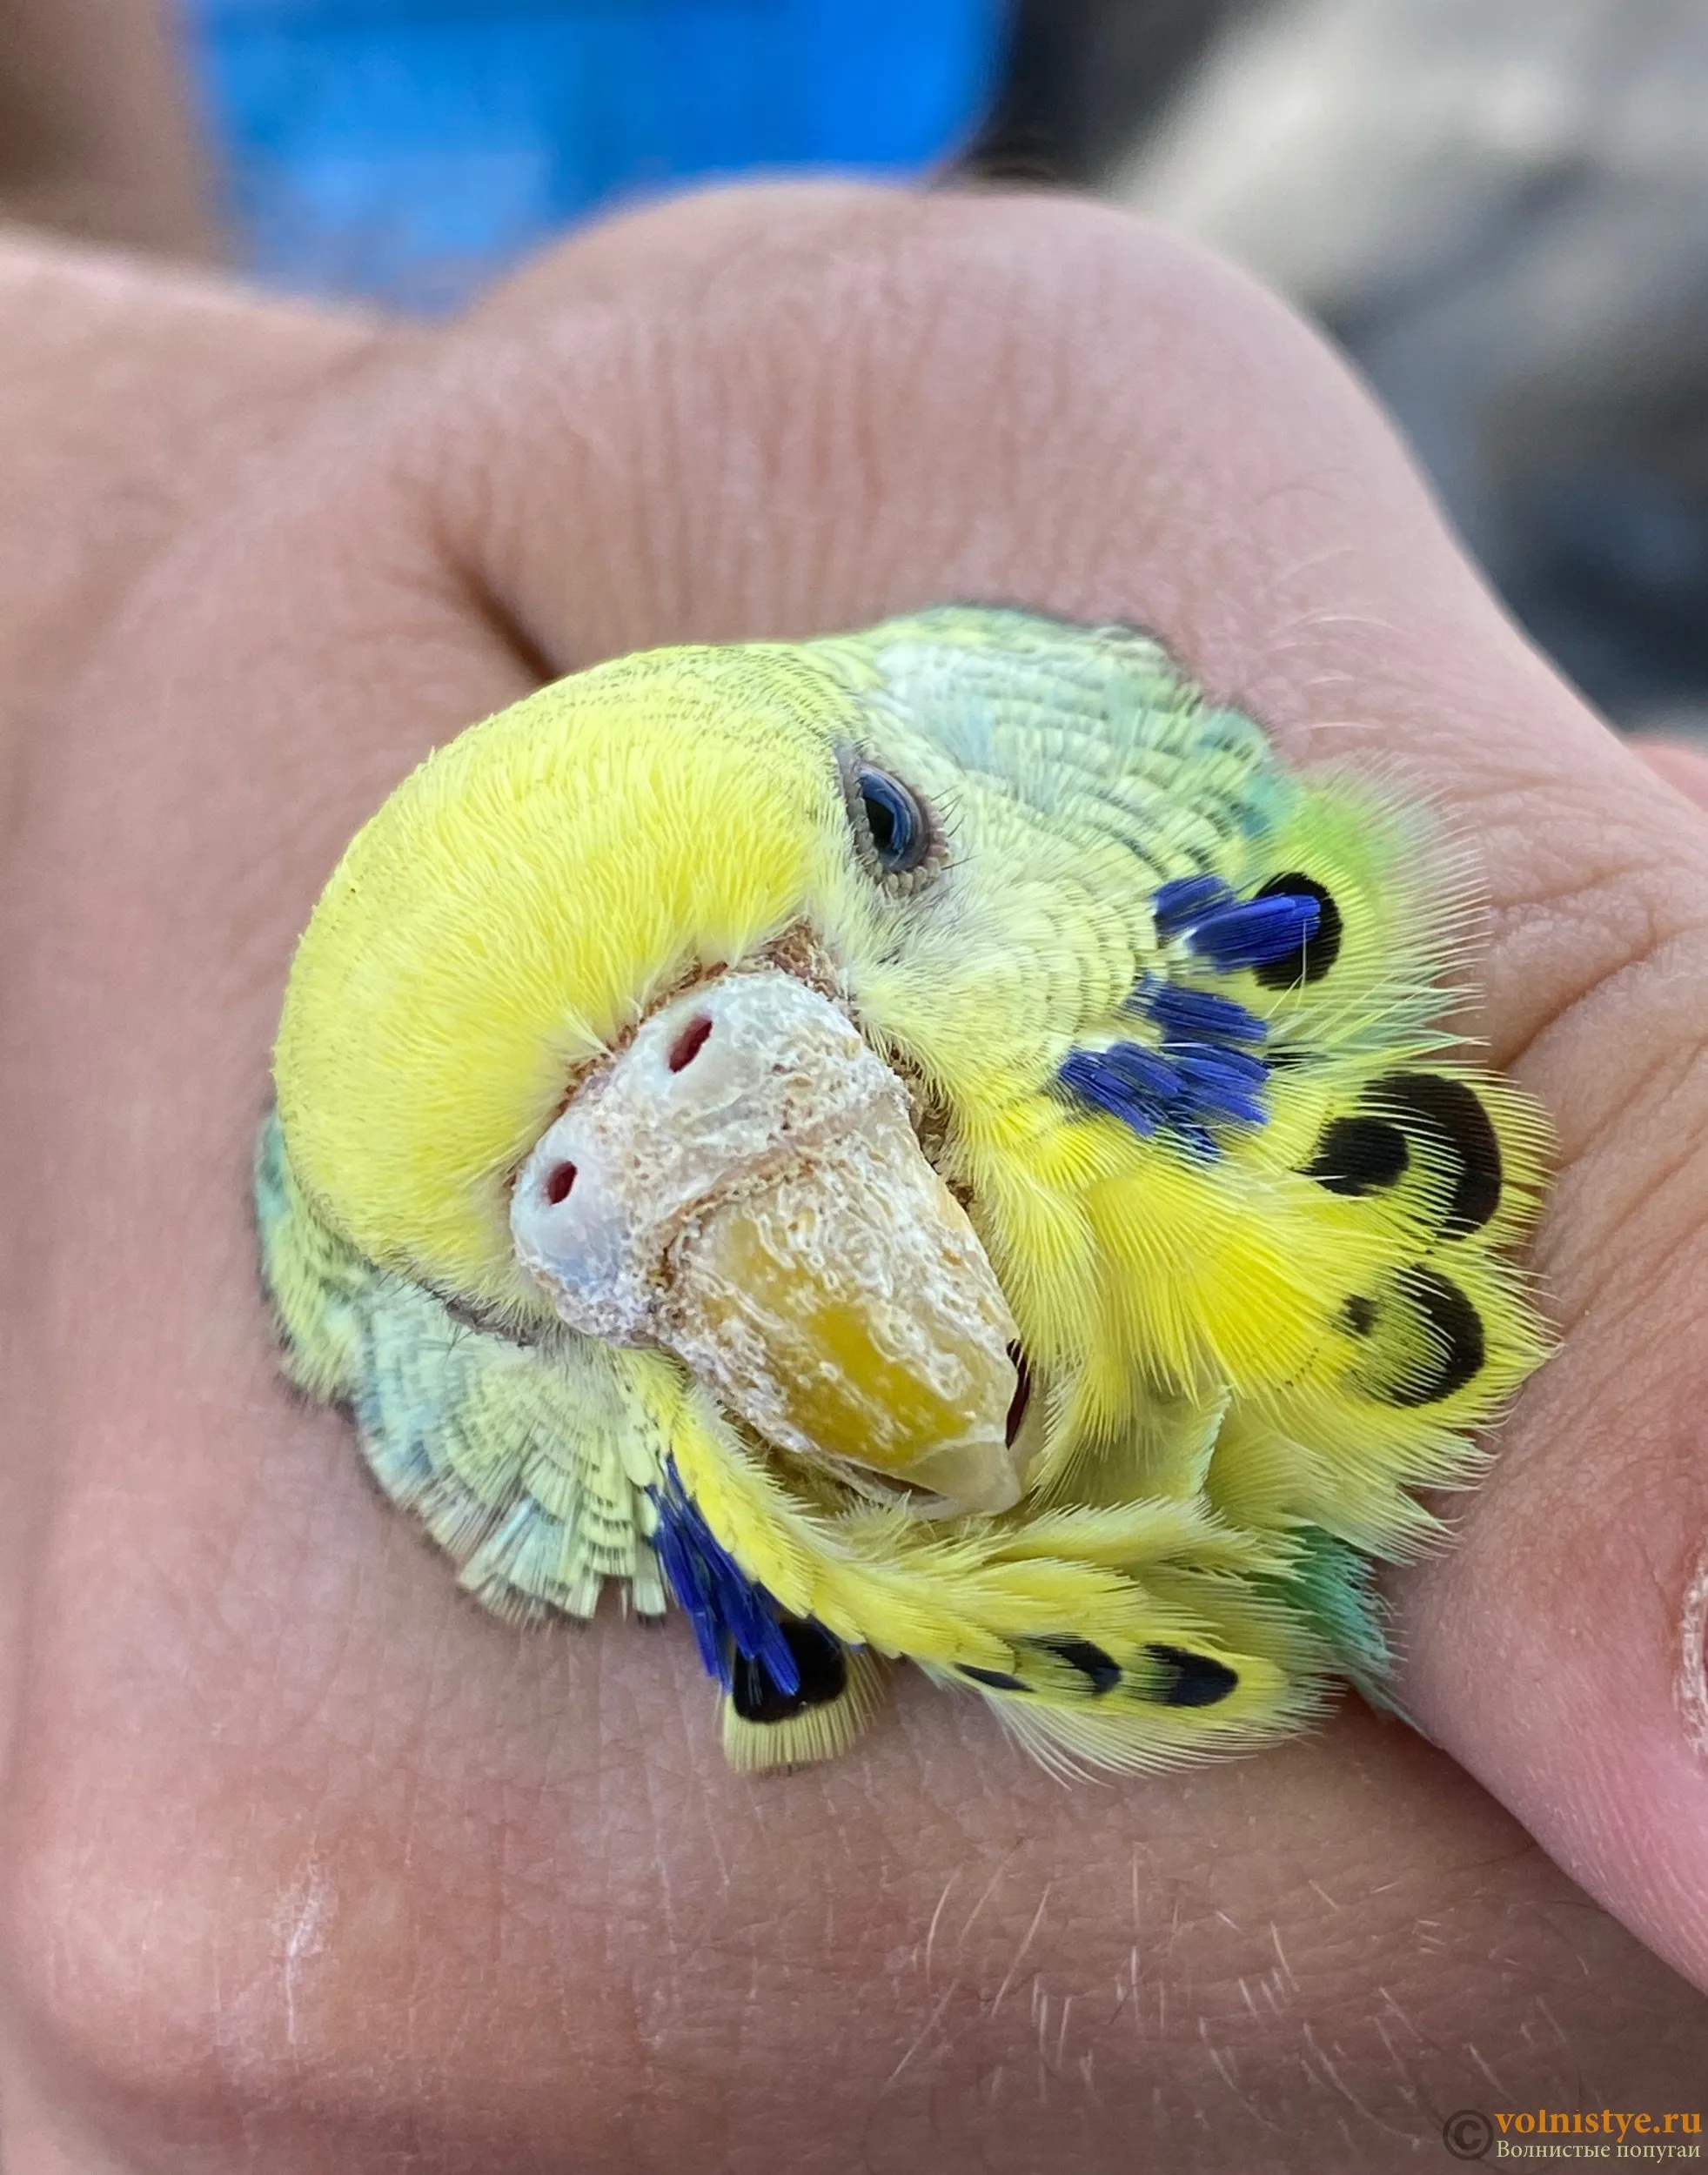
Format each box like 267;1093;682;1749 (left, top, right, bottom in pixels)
275;646;855;1317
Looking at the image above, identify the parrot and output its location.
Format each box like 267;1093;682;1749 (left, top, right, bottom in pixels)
256;606;1550;1775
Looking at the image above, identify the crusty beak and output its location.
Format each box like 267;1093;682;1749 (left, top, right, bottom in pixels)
510;969;1023;1516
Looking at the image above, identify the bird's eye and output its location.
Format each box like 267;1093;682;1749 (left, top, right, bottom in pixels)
859;770;923;871
839;748;942;891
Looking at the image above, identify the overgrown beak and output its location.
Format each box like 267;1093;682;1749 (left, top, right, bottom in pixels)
511;969;1024;1516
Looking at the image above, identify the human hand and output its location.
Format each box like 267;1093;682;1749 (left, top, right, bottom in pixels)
3;188;1705;2170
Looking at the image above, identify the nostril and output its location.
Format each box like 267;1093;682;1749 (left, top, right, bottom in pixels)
667;1013;714;1074
543;1161;578;1208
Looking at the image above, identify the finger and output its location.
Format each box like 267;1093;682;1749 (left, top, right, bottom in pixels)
0;231;378;1750
4;185;1704;2175
0;230;380;729
1632;733;1708;813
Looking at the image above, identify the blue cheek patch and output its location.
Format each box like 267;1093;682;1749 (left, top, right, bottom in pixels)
1057;875;1320;1150
1150;873;1235;939
1168;1044;1271;1127
1150;873;1323;974
650;1463;800;1696
1186;893;1322;975
1058;1040;1268;1154
1059;1042;1185;1138
1138;978;1268;1048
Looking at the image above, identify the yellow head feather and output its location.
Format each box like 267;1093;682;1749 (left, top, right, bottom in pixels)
275;644;854;1314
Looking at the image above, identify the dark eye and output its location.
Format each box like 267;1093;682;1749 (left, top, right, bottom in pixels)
858;769;925;873
839;748;942;890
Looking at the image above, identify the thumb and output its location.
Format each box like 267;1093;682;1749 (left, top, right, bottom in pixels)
1632;735;1708;814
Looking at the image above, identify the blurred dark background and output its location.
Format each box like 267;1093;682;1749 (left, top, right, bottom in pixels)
3;0;1706;740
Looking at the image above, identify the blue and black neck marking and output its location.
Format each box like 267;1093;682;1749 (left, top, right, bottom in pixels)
1057;873;1333;1154
653;1466;1243;1722
1150;872;1326;976
650;1464;849;1723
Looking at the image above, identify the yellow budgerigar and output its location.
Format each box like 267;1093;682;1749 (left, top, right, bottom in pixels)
257;607;1550;1773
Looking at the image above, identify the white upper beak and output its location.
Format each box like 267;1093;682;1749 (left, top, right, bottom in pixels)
511;970;1024;1516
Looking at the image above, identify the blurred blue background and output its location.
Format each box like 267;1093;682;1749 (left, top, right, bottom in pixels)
185;0;1004;309
162;0;1708;733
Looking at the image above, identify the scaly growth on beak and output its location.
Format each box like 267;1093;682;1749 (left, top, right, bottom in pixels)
259;606;1550;1773
510;971;1024;1516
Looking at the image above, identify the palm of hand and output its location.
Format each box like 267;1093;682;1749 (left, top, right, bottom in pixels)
3;188;1706;2171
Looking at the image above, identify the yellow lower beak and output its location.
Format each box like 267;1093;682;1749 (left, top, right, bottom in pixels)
511;970;1023;1516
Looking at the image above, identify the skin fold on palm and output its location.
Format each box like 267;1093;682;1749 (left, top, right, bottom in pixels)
1;187;1706;2172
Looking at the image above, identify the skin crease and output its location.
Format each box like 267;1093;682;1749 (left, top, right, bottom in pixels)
2;187;1707;2171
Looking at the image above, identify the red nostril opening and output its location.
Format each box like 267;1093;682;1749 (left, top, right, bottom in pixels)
667;1013;714;1074
544;1161;577;1207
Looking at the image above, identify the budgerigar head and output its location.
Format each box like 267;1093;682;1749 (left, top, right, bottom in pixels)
270;606;1551;1772
275;612;1281;1515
